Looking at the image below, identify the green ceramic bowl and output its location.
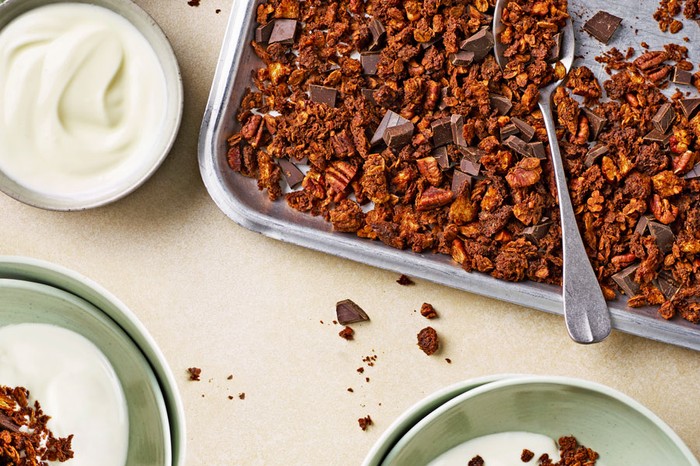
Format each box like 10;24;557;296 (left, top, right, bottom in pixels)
381;376;699;465
0;255;185;466
0;278;170;465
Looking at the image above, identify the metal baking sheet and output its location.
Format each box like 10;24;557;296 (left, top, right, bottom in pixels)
198;0;700;351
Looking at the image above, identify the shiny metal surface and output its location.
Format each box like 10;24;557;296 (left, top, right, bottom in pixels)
198;0;700;351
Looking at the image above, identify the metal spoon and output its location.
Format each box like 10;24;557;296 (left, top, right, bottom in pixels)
492;1;611;344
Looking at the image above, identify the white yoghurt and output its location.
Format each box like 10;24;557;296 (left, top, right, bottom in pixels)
0;323;128;466
428;431;561;466
0;3;167;199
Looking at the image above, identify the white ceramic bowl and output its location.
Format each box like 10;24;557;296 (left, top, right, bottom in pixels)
0;0;183;210
380;376;699;466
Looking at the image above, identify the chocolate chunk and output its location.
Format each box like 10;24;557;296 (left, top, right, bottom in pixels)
510;117;535;142
459;29;494;61
449;51;475;66
360;53;381;75
459;147;484;162
612;264;641;297
648;221;675;254
489;94;512;115
336;299;370;325
0;411;19;433
684;162;700;180
278;159;304;188
634;214;655;235
503;135;532;157
361;88;376;103
584;144;609;167
451;170;472;194
644;128;671;146
309;84;338;107
672;66;693;86
680;98;700;119
368;18;386;51
451;114;467;147
431;117;453;147
432;146;450;169
528;142;546;159
651;102;676;134
384;122;414;149
582;107;608;140
657;271;681;300
521;220;552;244
549;32;562;62
371;110;409;146
268;19;299;45
459;157;482;176
500;123;519;142
255;21;275;44
583;11;622;44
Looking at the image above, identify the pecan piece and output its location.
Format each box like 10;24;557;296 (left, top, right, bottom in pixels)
650;194;679;224
651;170;685;198
326;161;357;194
633;51;669;71
416;186;453;211
506;158;542;189
416;156;443;186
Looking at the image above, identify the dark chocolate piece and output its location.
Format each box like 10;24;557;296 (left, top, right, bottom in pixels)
584;144;609;167
644;128;671;146
255;21;275;44
431;117;453;147
634;214;655;235
648;221;675;254
612;264;641;297
432;146;450;169
459;147;484;162
685;162;700;180
489;94;512;115
582;107;608;140
0;411;19;433
368;18;386;51
459;157;482;176
500;123;520;142
309;84;338;107
360;53;381;75
549;32;562;62
278;159;304;188
459;28;494;61
336;299;370;325
651;102;676;134
657;271;681;300
680;98;700;119
672;66;693;86
522;220;552;244
510;117;535;142
371;110;409;146
451;114;467;147
383;122;414;149
583;11;622;44
451;170;472;194
528;142;546;159
268;19;299;45
361;88;376;103
438;87;450;111
504;135;532;157
449;51;475;66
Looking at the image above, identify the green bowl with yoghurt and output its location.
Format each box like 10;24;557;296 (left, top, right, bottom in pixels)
380;376;699;466
0;0;182;210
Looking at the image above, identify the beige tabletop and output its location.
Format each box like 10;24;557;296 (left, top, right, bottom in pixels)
1;1;699;464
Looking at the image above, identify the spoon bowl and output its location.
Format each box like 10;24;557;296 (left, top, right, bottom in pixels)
492;0;611;344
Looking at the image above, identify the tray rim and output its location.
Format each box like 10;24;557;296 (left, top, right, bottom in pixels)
197;0;700;352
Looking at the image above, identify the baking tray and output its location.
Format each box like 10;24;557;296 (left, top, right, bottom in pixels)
198;0;700;351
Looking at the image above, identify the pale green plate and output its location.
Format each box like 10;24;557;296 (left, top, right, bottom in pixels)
0;278;170;465
382;375;699;465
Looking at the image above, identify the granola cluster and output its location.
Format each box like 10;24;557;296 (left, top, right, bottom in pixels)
0;385;74;465
653;0;700;33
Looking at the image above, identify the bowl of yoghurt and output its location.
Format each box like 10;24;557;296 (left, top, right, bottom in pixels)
0;0;183;210
377;375;699;466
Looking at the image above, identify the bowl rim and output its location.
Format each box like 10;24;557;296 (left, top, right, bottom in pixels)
382;375;699;466
0;277;171;465
0;0;184;211
0;255;187;466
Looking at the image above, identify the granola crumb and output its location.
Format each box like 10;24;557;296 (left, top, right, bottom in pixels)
228;395;234;400
445;358;452;364
521;448;535;462
338;326;354;340
358;415;373;431
187;0;200;6
347;387;354;393
417;326;439;355
238;392;245;400
468;456;484;466
357;367;364;374
396;274;415;286
187;367;201;381
227;374;233;380
420;302;438;319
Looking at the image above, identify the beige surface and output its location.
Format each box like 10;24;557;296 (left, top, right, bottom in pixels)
1;1;699;464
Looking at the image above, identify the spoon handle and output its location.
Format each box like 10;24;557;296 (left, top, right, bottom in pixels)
539;99;612;344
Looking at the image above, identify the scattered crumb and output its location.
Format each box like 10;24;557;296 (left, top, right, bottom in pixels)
227;374;233;380
201;394;205;398
365;377;370;382
238;392;246;400
228;395;234;400
338;326;354;340
468;456;484;466
445;358;452;364
320;320;324;324
521;449;535;462
357;367;364;374
420;302;438;319
187;367;201;381
215;8;221;13
332;320;338;325
358;415;373;431
396;274;415;286
187;0;200;6
417;327;439;355
347;387;354;393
